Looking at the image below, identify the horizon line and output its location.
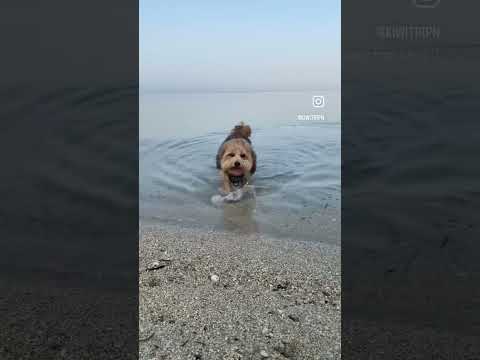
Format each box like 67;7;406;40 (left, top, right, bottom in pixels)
140;87;341;95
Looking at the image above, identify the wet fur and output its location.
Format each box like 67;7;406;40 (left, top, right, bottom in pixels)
216;122;256;194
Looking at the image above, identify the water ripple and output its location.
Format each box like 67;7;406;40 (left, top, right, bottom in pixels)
140;124;340;242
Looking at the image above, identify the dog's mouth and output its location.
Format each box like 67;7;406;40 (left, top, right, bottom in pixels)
228;168;246;187
228;174;245;187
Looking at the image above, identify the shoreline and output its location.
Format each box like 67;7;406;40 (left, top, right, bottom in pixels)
140;224;341;359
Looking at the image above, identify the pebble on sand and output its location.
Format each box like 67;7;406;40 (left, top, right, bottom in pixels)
260;350;269;358
210;274;220;283
146;259;171;271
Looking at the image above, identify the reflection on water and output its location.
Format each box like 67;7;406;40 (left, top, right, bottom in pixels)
140;93;341;244
221;196;259;234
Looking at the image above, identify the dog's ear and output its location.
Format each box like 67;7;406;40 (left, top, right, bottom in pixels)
250;149;256;174
216;145;224;169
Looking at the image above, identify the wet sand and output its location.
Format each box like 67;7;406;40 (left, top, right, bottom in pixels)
139;224;341;360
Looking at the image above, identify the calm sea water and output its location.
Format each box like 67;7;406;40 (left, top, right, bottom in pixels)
140;91;340;244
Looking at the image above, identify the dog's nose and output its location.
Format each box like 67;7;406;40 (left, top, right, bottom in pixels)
234;161;240;167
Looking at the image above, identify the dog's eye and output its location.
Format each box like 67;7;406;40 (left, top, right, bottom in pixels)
228;153;235;157
240;153;246;159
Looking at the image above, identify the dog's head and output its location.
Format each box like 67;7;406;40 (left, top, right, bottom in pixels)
216;138;256;187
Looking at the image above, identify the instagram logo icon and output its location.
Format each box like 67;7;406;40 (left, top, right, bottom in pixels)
312;95;325;108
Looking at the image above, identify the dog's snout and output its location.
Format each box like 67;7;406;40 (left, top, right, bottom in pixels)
234;161;240;167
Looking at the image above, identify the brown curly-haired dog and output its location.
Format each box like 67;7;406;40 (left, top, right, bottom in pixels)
216;122;256;194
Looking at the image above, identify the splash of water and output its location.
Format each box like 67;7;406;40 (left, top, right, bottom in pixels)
211;185;256;205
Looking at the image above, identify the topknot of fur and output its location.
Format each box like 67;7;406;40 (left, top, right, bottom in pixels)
231;122;251;139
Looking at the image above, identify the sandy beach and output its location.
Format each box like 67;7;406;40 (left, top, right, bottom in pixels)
139;224;341;360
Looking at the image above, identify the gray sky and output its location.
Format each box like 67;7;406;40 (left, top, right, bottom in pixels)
140;0;340;93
